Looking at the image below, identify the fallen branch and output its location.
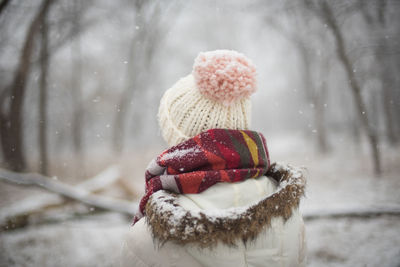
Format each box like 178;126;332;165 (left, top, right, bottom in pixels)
2;167;399;230
0;165;123;224
303;206;400;221
0;168;137;217
76;165;122;192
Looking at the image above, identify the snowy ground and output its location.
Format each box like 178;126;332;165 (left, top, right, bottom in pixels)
0;214;129;267
1;137;400;267
306;217;400;267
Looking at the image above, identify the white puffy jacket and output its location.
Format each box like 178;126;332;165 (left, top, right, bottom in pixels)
122;163;306;267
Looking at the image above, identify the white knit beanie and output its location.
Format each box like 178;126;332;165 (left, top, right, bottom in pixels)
158;50;257;146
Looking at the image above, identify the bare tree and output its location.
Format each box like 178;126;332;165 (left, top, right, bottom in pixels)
263;7;330;153
360;0;399;144
113;1;156;153
0;0;55;171
0;0;10;16
70;0;86;174
296;39;330;153
112;1;178;153
38;0;52;175
306;0;382;174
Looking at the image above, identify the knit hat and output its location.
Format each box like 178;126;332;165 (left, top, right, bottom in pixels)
158;50;257;146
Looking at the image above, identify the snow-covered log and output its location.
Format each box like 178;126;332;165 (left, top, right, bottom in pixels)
0;166;125;224
303;205;400;220
0;167;137;220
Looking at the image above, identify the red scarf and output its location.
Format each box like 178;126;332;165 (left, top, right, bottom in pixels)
133;128;271;224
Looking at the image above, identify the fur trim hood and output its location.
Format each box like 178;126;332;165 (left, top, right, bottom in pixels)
145;163;306;248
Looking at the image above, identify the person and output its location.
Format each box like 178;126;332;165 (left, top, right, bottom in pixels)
122;50;306;267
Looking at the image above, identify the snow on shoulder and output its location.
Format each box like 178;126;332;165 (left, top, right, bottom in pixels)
145;162;306;248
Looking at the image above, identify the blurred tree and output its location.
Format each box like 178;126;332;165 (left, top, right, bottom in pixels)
38;0;53;175
0;0;10;15
0;0;93;173
360;0;399;144
112;0;178;154
294;30;330;154
263;4;330;153
70;0;86;174
306;0;382;174
0;0;55;171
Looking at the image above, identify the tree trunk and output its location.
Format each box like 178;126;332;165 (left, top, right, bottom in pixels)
112;14;146;154
378;28;398;145
360;0;398;144
0;0;10;16
320;1;381;175
297;41;329;153
38;6;50;175
382;77;397;144
112;48;139;154
314;83;329;153
0;0;54;171
70;0;85;173
112;1;166;154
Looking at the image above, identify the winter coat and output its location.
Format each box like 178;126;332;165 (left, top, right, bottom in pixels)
121;163;306;267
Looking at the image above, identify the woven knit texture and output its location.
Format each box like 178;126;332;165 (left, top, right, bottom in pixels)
133;128;270;224
158;74;251;146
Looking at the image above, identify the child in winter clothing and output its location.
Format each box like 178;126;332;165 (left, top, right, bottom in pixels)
122;50;306;267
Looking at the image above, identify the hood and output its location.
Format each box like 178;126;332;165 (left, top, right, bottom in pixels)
145;162;306;248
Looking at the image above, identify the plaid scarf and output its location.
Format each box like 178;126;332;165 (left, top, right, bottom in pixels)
133;128;271;224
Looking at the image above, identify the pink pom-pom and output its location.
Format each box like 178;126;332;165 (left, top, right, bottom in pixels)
192;50;257;106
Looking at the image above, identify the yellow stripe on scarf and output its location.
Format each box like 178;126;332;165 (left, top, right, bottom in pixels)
252;169;260;178
240;131;259;167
